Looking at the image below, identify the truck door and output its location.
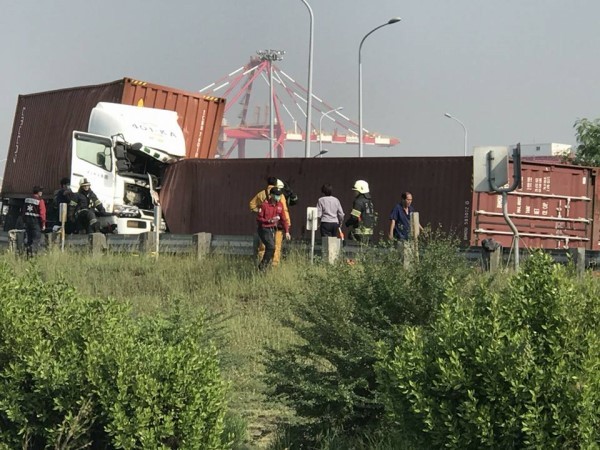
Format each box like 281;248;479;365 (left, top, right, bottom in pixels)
71;132;116;212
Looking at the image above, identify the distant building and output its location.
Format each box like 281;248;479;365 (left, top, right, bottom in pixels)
513;143;573;158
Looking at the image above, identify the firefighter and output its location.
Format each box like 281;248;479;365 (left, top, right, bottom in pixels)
249;176;291;266
21;185;46;256
345;179;375;243
70;178;106;234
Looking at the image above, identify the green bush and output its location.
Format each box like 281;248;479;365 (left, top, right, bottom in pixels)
264;232;470;445
376;251;600;448
0;263;228;449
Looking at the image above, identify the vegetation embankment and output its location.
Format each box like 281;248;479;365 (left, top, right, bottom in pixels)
1;233;600;449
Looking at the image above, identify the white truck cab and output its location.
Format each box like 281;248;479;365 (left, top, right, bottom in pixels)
71;103;186;234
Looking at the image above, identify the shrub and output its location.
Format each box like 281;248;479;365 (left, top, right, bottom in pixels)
376;251;600;448
264;232;470;444
0;262;228;449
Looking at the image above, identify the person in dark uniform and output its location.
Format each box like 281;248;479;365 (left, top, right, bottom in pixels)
70;178;106;234
54;177;71;205
21;185;46;256
389;192;416;240
54;177;75;234
345;180;376;243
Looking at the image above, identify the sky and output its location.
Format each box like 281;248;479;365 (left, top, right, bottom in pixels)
1;0;600;170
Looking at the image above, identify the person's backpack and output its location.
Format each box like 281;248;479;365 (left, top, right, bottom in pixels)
282;182;298;206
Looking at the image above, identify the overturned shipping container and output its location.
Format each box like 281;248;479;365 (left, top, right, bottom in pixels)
161;156;474;241
2;78;225;199
160;157;600;250
472;160;600;250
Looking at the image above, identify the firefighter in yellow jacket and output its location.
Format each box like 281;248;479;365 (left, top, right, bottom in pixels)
249;177;291;266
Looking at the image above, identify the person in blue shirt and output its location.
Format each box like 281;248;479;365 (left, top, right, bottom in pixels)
389;192;416;240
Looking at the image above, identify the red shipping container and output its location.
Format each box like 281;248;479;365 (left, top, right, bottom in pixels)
472;160;600;250
2;78;225;199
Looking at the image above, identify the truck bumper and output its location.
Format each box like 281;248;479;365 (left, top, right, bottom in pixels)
98;212;166;235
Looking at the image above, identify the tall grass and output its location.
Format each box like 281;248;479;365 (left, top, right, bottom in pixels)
5;242;596;449
0;249;315;448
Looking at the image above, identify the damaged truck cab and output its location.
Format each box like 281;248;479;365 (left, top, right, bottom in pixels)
71;102;186;234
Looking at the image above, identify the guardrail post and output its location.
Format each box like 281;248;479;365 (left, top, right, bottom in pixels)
489;246;502;272
397;240;418;269
569;247;585;277
481;238;502;273
481;245;503;272
193;232;212;259
139;232;157;255
410;212;420;241
88;233;107;256
8;229;25;255
322;236;341;264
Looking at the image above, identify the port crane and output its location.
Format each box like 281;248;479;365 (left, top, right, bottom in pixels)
199;54;399;158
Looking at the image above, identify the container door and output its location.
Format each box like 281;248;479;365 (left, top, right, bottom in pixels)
71;131;116;212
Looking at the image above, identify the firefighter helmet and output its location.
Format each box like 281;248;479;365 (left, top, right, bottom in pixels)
352;180;369;194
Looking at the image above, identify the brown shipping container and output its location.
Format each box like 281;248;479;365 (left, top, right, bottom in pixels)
2;78;225;198
473;160;600;250
160;157;474;242
160;157;600;250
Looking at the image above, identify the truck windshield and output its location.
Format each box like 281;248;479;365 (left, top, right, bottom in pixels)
74;134;112;172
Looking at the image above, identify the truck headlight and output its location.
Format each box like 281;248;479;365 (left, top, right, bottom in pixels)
114;205;141;218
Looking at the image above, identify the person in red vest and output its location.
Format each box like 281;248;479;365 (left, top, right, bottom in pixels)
256;188;291;271
21;185;46;256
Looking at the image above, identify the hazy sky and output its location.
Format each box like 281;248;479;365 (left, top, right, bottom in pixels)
1;0;600;169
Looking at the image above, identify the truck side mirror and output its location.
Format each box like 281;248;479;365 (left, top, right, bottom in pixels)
115;144;127;160
96;152;106;167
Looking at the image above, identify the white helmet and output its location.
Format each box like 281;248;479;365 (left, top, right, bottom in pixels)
352;180;369;194
276;179;285;189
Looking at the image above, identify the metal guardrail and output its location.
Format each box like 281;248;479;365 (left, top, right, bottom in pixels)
1;230;599;271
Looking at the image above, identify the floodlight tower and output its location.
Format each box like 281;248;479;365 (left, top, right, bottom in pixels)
257;49;285;158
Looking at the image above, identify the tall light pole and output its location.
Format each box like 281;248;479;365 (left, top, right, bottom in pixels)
444;112;468;157
319;107;343;157
358;17;401;158
257;50;285;158
300;0;314;158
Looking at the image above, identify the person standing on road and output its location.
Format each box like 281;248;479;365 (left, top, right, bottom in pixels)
389;192;420;240
256;187;290;271
316;183;344;237
249;176;291;266
22;185;46;257
345;180;375;243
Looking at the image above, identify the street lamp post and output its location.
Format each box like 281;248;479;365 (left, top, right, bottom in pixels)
300;0;314;158
319;107;343;157
444;112;468;157
358;17;401;158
